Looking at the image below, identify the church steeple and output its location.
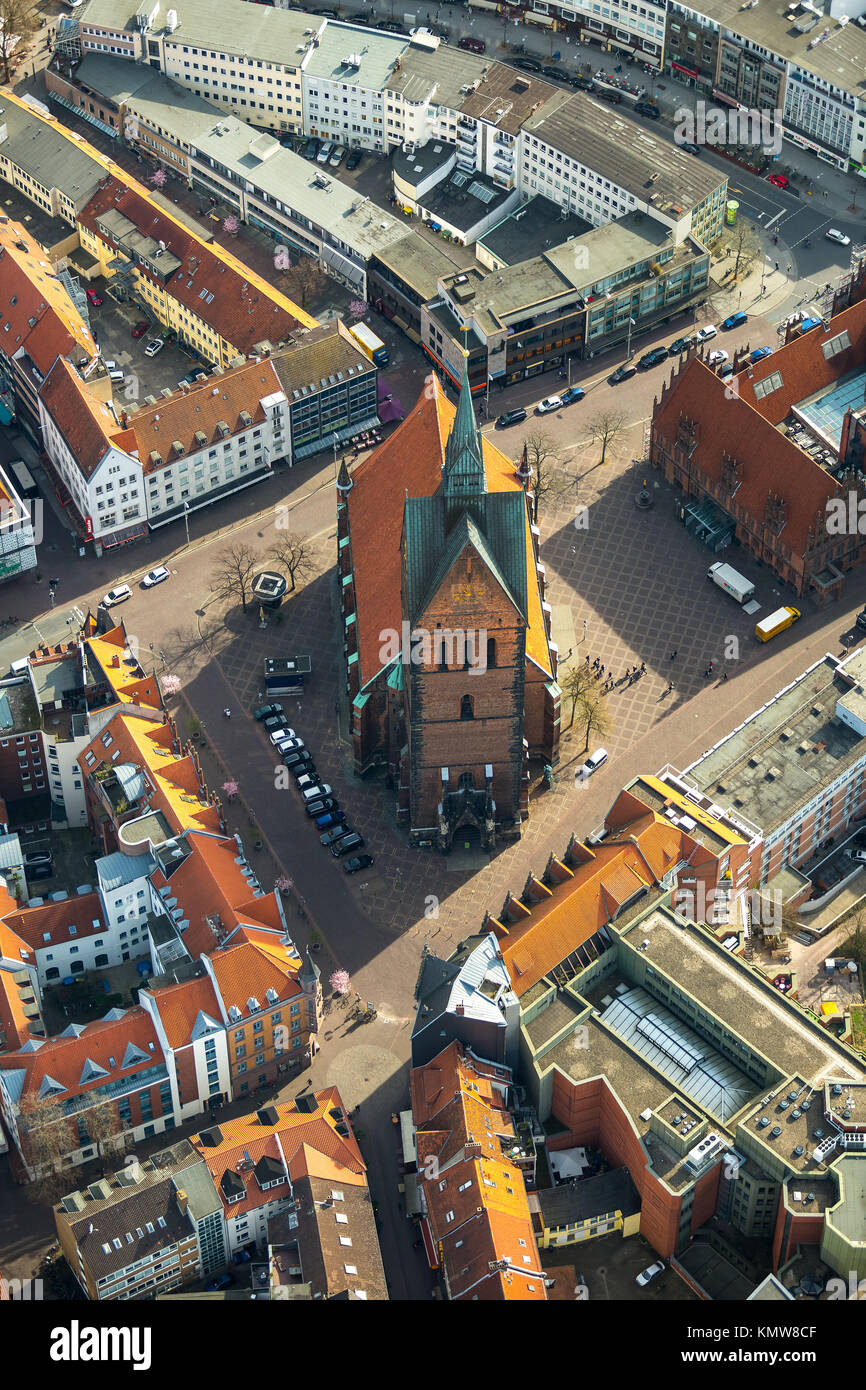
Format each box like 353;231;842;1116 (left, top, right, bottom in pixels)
443;349;486;518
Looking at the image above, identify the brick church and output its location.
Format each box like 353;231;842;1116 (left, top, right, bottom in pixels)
337;356;561;851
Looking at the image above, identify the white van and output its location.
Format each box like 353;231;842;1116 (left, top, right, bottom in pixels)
317;142;334;164
577;748;608;780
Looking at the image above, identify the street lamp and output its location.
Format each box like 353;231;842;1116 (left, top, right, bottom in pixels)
183;501;190;547
625;316;636;361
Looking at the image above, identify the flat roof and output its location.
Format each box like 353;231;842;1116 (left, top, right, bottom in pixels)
826;1154;866;1242
522;90;726;214
545;213;678;292
0;96;104;204
370;229;462;299
477;195;592;268
80;0;318;68
458;62;559;137
391;139;455;186
0;680;40;733
709;0;866;99
271;324;373;397
301;23;406;91
537;1165;641;1228
420;170;514;235
685;653;865;838
384;43;488;112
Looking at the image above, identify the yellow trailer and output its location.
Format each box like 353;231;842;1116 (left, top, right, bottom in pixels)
755;606;800;642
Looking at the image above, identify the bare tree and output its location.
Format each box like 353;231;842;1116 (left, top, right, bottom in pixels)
209;542;258;613
281;257;325;310
0;0;37;84
559;663;599;729
720;220;760;283
586;411;626;468
17;1093;76;1204
86;1100;124;1167
522;432;570;525
268;534;316;593
579;689;613;753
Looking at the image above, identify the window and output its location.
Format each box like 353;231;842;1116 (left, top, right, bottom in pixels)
753;370;782;399
444;1210;455;1224
460;694;474;721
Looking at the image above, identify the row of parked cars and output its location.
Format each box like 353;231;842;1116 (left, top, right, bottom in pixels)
254;703;374;872
301;138;362;170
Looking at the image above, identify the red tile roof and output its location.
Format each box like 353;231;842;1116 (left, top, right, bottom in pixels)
346;376;552;684
190;1087;366;1218
78;177;308;355
3;1007;163;1105
4;893;105;950
0;216;97;377
117;359;284;474
38;356;116;480
147;973;223;1051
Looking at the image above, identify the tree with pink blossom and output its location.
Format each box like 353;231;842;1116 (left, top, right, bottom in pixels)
274;876;293;894
222;781;238;800
222;214;239;235
329;969;351;996
160;674;181;695
149;167;167;189
349;300;368;321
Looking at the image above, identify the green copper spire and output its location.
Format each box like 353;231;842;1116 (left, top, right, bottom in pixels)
443;349;486;502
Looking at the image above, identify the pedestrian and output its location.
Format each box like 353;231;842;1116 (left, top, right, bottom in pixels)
599;664;605;676
640;662;646;674
585;654;590;665
667;680;674;693
670;649;678;660
149;642;154;650
723;672;728;681
787;264;792;273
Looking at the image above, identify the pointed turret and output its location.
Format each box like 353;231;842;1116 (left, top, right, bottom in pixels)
336;457;353;496
443;350;486;525
516;441;532;488
299;947;321;990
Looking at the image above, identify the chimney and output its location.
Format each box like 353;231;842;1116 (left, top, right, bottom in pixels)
176;1188;189;1215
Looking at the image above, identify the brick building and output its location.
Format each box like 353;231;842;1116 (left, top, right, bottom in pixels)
338;357;560;849
650;273;866;603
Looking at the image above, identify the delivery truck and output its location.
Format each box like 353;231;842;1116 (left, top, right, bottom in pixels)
755;606;800;642
346;322;389;367
707;561;755;605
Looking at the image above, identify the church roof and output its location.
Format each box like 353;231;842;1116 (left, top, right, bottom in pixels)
345;376;553;686
443;352;486;500
405;500;526;625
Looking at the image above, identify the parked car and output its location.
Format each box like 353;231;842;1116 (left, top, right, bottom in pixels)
597;88;622;103
634;101;660;118
857;607;866;631
102;584;132;607
85;287;103;306
303;138;320;160
104;360;125;384
707;348;729;366
669;336;693;354
560;385;585;405
458;36;486;53
825;228;851;246
305;797;337;817
331;832;365;857
278;737;305;755
749;346;772;363
320;825;351;847
263;714;289;731
284;752;315;774
315;810;346;829
205;1273;235;1291
680;141;701;156
721;310;747;330
131;320;150;338
268;727;297;746
496;407;527;428
571;75;595;91
638;347;669;369
718;361;735;379
767;173;789;189
317;142;335;164
24;850;52;868
577;748;608;779
695;324;717;342
344;854;374;873
345;148;362;169
329;146;346;167
513;56;542;72
536;395;563;415
28;864;53;880
542;65;563;80
144;338;165;357
608;364;636;384
141;565;170;588
847;848;866;863
636;1261;665;1287
300;782;333;801
253;702;283;721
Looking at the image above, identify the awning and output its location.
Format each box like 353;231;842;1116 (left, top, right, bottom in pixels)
403;1172;421;1216
399;1108;417;1167
291;415;380;461
608;37;634;53
526;10;555;24
98;522;149;549
420;1216;438;1269
672;62;699;78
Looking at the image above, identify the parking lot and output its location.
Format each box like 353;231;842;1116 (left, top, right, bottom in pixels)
86;286;209;404
541;1232;700;1301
